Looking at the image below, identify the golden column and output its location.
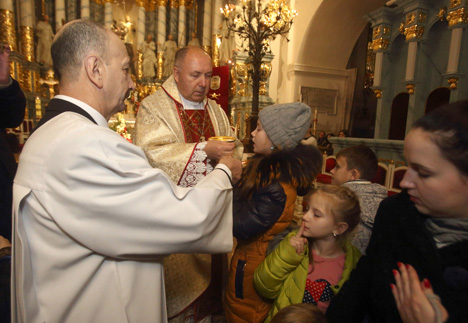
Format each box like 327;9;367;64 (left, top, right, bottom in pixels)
19;0;35;62
0;6;17;52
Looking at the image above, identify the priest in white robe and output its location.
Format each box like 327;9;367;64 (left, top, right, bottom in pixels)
12;19;242;323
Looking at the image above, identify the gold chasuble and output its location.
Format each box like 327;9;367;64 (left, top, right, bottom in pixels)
134;75;242;321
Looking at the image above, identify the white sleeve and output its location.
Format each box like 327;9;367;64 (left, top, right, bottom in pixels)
42;125;233;259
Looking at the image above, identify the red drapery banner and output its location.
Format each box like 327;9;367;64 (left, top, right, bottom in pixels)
208;65;230;115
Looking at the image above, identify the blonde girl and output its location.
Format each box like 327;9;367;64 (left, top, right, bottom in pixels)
254;185;361;323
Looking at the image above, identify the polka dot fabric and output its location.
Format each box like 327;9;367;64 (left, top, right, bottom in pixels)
302;278;334;304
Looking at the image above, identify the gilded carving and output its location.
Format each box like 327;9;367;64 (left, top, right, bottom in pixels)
20;26;35;62
23;69;32;92
373;26;380;39
406;84;415;95
0;9;18;52
446;8;468;27
404;25;425;40
406;13;415;25
157;0;168;7
418;12;427;23
170;0;178;8
202;45;211;56
34;70;41;93
373;89;382;98
259;62;272;96
135;0;147;7
448;77;458;90
157;52;164;80
383;26;390;35
137;50;143;79
16;63;23;88
260;62;272;81
399;22;405;34
212;34;222;67
179;0;186;6
438;7;447;21
371;38;389;51
450;0;462;9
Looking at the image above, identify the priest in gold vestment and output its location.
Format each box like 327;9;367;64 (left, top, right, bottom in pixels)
134;46;242;322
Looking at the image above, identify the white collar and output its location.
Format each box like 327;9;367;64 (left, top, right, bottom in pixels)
179;92;206;110
54;95;109;127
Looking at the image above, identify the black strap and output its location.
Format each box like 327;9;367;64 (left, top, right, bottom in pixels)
30;99;97;137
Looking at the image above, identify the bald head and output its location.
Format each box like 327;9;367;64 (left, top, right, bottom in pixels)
51;19;109;82
174;46;211;70
173;47;213;102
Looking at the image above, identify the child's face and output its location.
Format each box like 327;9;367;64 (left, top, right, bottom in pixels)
302;192;339;239
330;156;355;185
251;120;273;155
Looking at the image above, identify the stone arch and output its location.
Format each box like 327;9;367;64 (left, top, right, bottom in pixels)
296;0;383;69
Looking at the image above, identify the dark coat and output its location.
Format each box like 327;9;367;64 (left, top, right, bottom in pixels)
225;145;322;323
0;79;25;241
326;191;468;323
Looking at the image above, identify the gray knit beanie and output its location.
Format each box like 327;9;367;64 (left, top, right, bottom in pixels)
259;102;311;150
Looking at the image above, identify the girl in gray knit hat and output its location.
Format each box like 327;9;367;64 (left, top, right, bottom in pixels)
225;102;323;323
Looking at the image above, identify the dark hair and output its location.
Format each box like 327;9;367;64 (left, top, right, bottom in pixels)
51;19;108;81
271;303;327;323
412;100;468;176
236;145;322;199
336;145;378;180
339;129;349;137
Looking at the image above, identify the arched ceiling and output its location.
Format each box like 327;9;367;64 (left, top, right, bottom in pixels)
297;0;386;70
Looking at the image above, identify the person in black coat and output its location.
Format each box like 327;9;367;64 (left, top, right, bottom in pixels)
0;44;26;242
326;101;468;323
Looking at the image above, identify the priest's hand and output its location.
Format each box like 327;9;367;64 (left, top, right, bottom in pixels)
219;156;242;184
204;141;235;161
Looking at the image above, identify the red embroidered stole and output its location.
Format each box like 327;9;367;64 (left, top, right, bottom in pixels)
175;102;216;143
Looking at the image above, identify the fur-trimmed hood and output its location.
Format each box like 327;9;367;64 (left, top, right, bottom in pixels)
237;144;323;198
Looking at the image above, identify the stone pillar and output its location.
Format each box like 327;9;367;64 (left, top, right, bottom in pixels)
401;9;427;133
212;0;222;37
136;4;146;48
157;0;167;79
55;0;66;30
81;0;90;19
368;19;391;139
104;0;113;27
211;0;223;65
187;0;195;37
0;0;17;52
178;0;186;47
202;0;212;54
157;0;167;51
19;0;34;62
169;0;178;42
445;2;468;98
447;28;462;74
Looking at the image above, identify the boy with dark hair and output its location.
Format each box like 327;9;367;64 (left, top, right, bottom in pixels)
330;145;387;254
